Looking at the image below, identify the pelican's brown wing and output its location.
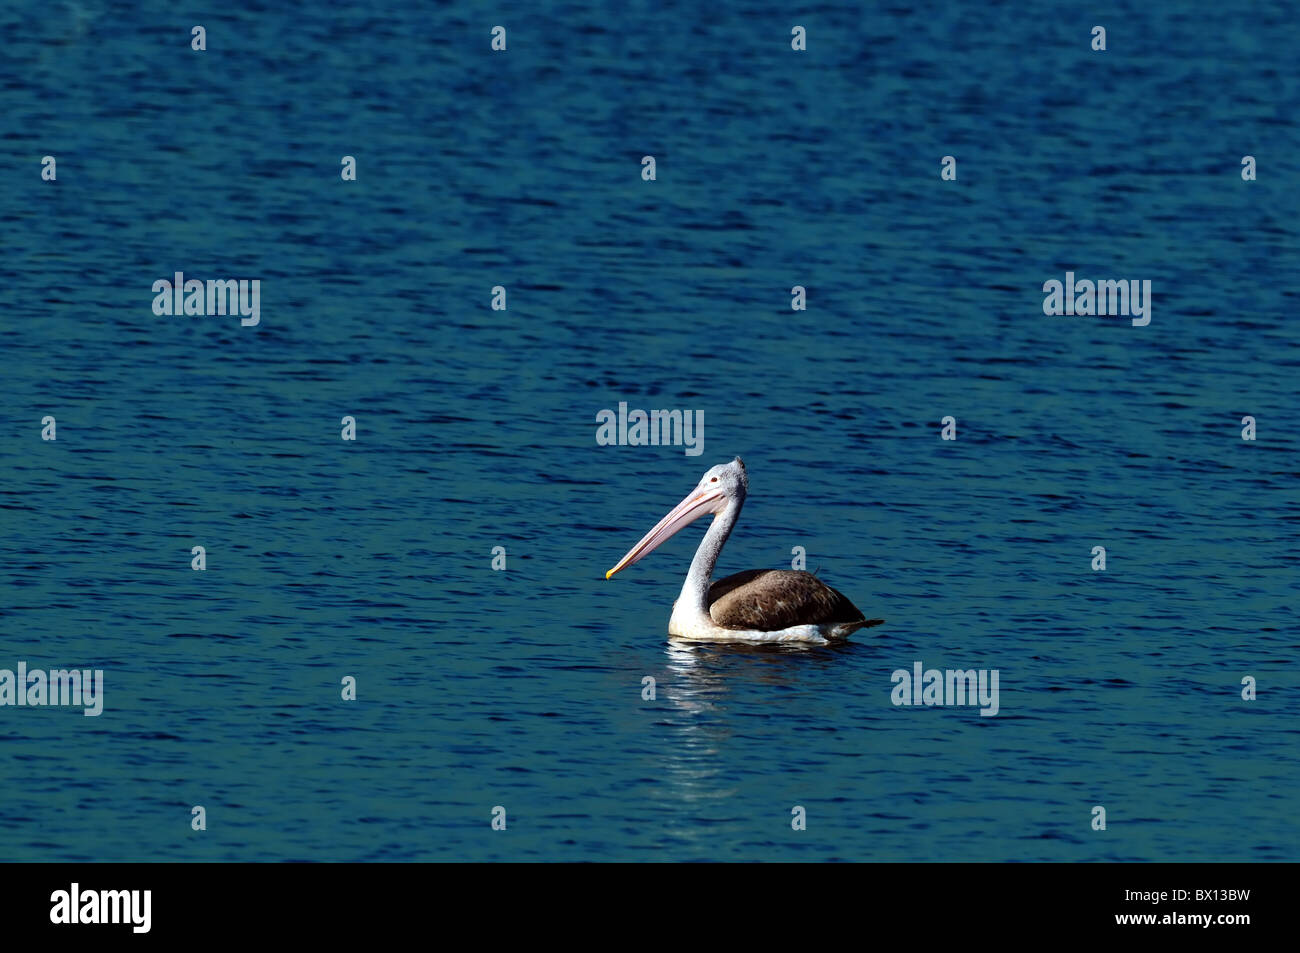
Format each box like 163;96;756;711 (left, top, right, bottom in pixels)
707;569;884;634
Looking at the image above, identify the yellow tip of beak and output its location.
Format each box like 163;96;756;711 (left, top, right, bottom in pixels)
605;569;614;580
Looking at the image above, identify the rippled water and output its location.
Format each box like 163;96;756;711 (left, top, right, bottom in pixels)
1;1;1297;861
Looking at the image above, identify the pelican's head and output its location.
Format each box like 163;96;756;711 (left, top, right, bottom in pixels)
605;457;748;580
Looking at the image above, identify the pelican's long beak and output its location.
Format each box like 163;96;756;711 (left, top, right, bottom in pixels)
606;487;725;579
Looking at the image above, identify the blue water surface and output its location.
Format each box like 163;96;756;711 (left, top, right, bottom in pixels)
1;1;1297;861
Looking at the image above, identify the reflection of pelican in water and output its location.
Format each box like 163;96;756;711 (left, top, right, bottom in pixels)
606;458;884;644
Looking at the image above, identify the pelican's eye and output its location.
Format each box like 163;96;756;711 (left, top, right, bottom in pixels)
710;477;718;483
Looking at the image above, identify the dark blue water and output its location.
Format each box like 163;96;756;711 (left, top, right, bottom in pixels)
1;1;1297;861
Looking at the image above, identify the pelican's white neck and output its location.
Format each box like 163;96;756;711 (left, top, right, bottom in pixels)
674;495;743;625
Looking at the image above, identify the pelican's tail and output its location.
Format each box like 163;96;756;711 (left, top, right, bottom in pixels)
829;618;885;639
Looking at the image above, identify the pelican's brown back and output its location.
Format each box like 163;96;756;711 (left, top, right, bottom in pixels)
707;569;884;636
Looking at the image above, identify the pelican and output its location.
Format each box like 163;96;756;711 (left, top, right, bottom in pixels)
605;457;884;643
